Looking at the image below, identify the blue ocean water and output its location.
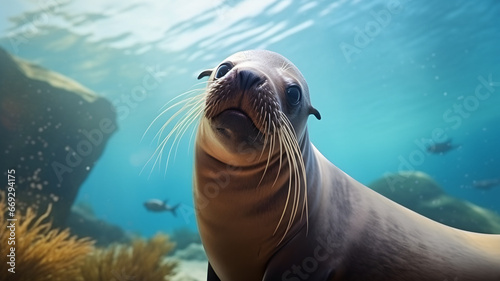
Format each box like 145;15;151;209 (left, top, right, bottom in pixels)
1;0;499;239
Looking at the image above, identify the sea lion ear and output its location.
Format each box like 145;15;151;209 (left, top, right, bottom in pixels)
309;107;321;120
197;69;213;80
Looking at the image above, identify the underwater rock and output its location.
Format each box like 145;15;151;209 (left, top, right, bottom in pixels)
173;243;207;261
169;243;207;281
170;260;206;281
171;227;202;252
168;234;207;280
66;201;130;246
0;47;116;227
369;171;500;234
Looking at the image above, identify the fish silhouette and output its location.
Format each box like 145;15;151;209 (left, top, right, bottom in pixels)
426;139;459;154
472;179;500;190
143;199;180;216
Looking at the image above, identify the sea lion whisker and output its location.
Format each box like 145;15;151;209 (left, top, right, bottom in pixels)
157;117;192;173
160;95;204;146
280;60;290;72
293;146;308;230
254;120;265;142
275;127;299;245
152;94;205;146
142;94;205;176
281;126;300;241
164;100;206;169
294;132;308;230
298;143;309;227
276;120;306;244
265;113;275;170
256;121;270;188
271;122;283;189
146;134;170;177
258;114;269;161
278;113;310;240
186;107;205;153
154;87;204;119
169;103;205;167
269;124;277;169
273;129;293;239
143;91;204;143
281;113;308;229
142;128;176;177
257;140;271;188
256;108;269;140
258;110;276;188
168;96;205;138
174;97;206;143
157;86;205;113
279;60;286;71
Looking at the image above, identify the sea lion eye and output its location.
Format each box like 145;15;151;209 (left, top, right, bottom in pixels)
286;85;301;106
215;63;232;79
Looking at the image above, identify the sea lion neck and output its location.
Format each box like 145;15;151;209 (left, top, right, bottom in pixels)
193;132;314;280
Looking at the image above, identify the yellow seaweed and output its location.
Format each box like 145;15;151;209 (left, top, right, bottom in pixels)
79;233;178;281
0;192;94;281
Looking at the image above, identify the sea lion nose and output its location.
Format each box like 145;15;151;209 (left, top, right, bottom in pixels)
238;69;261;90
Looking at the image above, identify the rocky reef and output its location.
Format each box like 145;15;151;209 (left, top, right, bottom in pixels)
170;242;207;281
173;242;207;261
66;201;131;246
370;171;500;234
0;47;117;227
170;227;202;253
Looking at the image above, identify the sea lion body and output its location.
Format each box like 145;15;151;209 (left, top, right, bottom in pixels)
190;50;500;281
269;149;500;280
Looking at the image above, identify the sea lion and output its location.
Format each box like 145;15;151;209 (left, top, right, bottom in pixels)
164;50;500;280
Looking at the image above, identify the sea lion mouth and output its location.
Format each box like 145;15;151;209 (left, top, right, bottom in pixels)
205;78;281;137
211;108;262;144
213;108;252;127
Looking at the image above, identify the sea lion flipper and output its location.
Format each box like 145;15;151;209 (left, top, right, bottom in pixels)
207;262;222;281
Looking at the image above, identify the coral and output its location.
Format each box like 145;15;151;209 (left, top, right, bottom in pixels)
0;192;94;281
79;233;178;281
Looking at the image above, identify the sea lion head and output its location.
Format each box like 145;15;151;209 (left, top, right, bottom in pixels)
197;50;321;166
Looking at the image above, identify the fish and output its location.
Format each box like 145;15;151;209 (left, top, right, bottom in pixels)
472;179;500;190
143;199;180;216
426;139;459;154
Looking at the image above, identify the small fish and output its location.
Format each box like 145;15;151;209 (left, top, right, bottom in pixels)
472;179;500;190
144;199;180;216
426;139;458;154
